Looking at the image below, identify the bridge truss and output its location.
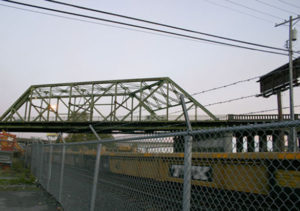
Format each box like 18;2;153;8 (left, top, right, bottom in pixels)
0;77;217;125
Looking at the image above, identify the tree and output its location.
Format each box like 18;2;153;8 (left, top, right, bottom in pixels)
64;111;114;143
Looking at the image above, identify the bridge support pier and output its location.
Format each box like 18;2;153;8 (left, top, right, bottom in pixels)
173;135;185;152
259;134;268;152
235;133;244;152
246;133;255;152
272;130;284;152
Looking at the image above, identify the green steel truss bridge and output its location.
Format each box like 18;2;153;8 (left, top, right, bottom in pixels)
0;77;298;133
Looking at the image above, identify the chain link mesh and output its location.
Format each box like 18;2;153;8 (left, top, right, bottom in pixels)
27;120;300;210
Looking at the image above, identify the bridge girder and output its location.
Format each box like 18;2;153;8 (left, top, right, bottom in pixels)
0;77;218;127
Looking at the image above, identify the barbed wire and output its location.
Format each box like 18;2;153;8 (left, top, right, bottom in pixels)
168;93;258;116
243;104;300;114
191;76;260;96
204;94;258;107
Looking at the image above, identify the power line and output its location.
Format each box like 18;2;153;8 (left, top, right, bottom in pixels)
191;75;260;96
202;0;275;24
224;0;284;20
278;0;300;9
0;4;274;52
0;3;222;45
46;0;288;52
0;0;288;56
255;0;298;15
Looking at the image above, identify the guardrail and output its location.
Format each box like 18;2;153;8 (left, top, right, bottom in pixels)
228;114;300;121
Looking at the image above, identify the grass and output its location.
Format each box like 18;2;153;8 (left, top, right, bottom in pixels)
0;158;36;186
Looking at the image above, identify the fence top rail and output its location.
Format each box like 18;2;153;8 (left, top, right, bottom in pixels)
38;120;300;147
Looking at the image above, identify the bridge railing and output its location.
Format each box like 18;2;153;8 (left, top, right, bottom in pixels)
228;114;300;121
25;120;300;211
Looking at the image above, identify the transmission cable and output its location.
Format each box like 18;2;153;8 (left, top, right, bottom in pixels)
255;0;298;15
45;0;287;53
0;3;244;46
278;0;300;9
224;0;284;20
203;0;275;24
0;0;288;56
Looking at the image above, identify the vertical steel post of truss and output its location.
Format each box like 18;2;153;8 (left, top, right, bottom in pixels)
67;86;73;121
90;84;95;121
131;97;134;121
73;97;76;114
89;125;103;211
58;135;66;203
55;98;59;122
113;83;118;121
47;87;52;121
139;81;142;121
24;100;28;121
195;105;197;121
180;94;192;211
46;144;53;191
110;95;113;122
39;98;44;121
167;81;169;121
28;88;33;121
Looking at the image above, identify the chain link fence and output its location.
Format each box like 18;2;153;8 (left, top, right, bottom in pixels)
25;120;300;210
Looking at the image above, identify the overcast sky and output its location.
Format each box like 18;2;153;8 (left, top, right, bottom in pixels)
0;0;299;137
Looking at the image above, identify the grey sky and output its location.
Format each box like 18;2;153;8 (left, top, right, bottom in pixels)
0;0;299;129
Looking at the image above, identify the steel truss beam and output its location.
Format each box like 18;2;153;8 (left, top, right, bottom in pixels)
0;77;218;124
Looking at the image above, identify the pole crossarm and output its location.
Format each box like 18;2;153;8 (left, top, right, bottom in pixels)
0;77;218;125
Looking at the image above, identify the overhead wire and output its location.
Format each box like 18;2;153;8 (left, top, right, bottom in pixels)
0;0;288;56
278;0;300;9
224;0;284;20
255;0;298;15
0;3;220;45
45;0;287;53
1;1;298;130
202;0;275;24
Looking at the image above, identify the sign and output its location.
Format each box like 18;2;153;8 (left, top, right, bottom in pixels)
259;57;300;97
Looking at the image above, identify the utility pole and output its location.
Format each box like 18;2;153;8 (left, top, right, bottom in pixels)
275;15;299;152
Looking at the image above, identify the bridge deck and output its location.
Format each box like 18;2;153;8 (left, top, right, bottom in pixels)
1;114;299;133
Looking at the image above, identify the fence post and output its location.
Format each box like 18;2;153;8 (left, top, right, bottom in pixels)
180;94;192;211
33;143;40;176
58;143;66;203
47;145;53;191
24;144;28;167
39;144;44;182
89;125;103;211
30;144;35;173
